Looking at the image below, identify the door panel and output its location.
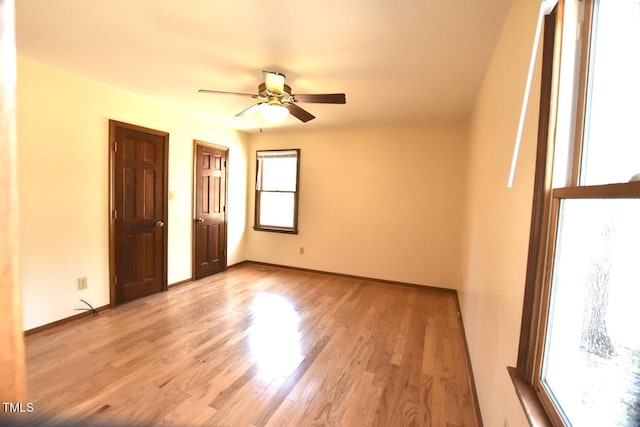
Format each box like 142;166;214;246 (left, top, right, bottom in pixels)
110;120;168;305
193;142;227;279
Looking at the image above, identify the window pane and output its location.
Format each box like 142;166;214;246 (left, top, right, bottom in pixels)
542;198;640;426
259;192;295;228
258;157;298;192
581;0;640;185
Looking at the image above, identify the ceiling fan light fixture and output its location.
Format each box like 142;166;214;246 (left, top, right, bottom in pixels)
261;104;289;123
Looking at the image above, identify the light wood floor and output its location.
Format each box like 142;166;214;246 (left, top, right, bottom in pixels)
22;263;480;426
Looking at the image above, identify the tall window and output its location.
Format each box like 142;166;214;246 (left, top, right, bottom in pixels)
515;1;640;426
254;149;300;233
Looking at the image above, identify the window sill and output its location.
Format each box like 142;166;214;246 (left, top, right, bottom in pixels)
253;226;298;234
507;366;553;427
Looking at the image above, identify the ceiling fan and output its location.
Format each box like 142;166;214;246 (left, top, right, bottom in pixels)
198;71;346;123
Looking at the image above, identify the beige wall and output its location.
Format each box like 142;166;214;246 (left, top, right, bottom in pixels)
459;0;542;426
17;58;249;330
246;123;468;289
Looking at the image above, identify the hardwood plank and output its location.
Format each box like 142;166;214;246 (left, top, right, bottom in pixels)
19;263;480;426
161;394;218;426
341;371;383;427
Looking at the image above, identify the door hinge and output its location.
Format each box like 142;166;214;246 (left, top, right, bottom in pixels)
224;160;227;167
114;141;118;152
113;209;117;219
114;275;118;285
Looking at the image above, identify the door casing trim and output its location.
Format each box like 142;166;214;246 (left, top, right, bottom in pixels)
108;119;169;307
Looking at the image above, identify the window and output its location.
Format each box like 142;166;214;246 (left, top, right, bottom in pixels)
514;1;640;426
254;149;300;233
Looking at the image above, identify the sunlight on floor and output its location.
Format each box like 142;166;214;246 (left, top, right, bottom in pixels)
249;292;304;382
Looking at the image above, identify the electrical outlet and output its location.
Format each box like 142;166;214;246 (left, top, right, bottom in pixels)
78;277;88;290
299;247;305;255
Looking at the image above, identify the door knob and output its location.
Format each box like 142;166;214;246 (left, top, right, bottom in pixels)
156;221;165;228
195;217;204;223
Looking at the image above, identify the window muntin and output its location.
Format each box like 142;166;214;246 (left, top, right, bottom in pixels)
254;149;300;233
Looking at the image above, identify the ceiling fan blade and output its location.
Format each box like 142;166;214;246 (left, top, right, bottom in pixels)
262;71;286;95
292;93;346;104
235;103;266;117
199;89;258;98
286;103;315;123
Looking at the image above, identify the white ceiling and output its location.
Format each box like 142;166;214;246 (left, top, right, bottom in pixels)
15;0;512;132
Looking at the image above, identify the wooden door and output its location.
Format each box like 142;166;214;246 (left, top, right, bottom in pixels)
110;120;168;305
193;141;227;279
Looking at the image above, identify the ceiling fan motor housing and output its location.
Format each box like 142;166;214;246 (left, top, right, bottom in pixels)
258;83;294;103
